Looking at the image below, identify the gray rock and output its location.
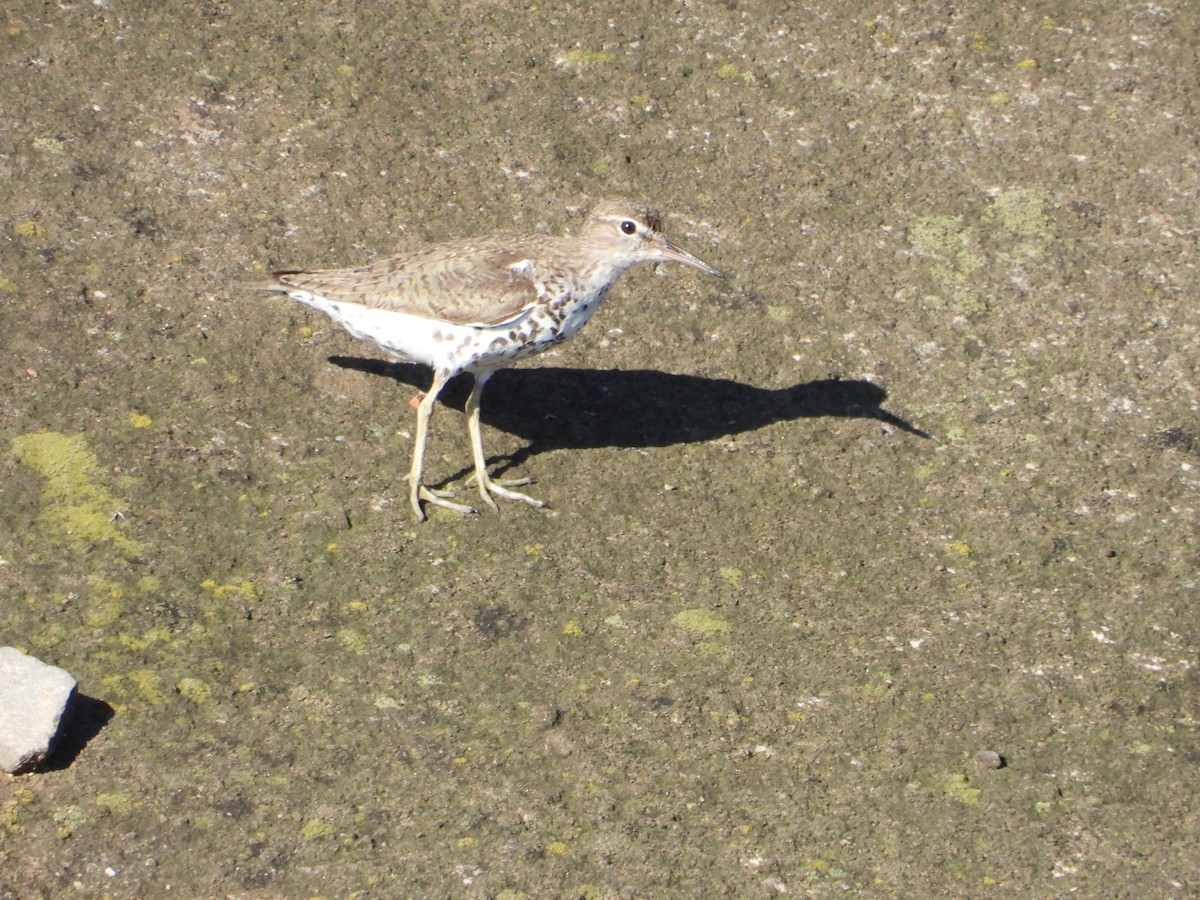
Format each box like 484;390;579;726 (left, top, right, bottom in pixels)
0;647;77;774
974;749;1005;770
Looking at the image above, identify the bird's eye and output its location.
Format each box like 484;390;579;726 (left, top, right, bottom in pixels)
620;220;637;235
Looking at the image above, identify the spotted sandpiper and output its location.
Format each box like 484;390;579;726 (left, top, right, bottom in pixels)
254;199;722;520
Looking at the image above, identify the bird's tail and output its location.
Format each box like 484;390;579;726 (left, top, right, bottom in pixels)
235;276;289;293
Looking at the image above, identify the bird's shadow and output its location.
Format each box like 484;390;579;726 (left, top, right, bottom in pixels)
328;357;932;473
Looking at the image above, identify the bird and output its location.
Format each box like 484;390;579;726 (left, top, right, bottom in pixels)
253;199;722;520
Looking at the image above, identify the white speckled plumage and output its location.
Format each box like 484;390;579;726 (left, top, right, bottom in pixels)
254;199;721;520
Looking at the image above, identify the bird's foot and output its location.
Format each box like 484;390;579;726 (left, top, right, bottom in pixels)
464;472;534;490
406;473;543;520
474;473;545;512
409;481;477;521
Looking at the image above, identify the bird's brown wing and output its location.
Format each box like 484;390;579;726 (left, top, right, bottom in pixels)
272;238;542;327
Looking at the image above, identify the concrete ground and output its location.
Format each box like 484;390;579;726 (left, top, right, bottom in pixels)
1;1;1196;895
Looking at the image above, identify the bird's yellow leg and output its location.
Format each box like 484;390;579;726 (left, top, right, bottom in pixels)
407;370;476;520
465;373;544;510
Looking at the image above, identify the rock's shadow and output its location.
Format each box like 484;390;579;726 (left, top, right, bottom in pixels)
39;692;114;772
329;357;931;467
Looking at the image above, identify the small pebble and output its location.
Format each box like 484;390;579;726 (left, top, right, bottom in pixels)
529;703;561;731
975;749;1005;769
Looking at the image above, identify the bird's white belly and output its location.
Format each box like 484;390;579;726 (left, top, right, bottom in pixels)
290;292;478;367
288;284;607;374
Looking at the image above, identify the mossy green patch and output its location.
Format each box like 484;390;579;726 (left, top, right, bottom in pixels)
199;578;257;600
985;187;1051;239
177;677;213;704
10;431;142;556
299;818;336;840
52;804;90;835
0;787;33;834
908;214;987;314
559;49;613;67
93;792;135;814
336;628;366;654
32;136;65;154
127;668;167;704
85;575;128;627
862;675;894;699
12;220;45;238
717;62;756;84
672;609;731;638
118;626;174;651
944;773;982;805
909;187;1055;316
